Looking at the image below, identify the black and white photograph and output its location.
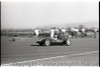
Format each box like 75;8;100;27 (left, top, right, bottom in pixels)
1;0;99;67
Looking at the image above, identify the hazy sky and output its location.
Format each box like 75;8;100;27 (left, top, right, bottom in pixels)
1;1;99;29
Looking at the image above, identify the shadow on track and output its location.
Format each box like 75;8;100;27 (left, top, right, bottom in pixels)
30;44;67;46
30;45;45;46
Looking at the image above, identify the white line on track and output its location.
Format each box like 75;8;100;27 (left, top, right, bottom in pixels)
1;50;99;66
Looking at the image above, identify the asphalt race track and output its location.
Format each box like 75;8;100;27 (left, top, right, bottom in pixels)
1;36;99;66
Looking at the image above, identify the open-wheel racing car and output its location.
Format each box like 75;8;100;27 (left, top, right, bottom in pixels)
36;36;71;46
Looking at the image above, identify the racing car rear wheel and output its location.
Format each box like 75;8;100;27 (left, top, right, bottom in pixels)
44;39;51;46
65;39;71;46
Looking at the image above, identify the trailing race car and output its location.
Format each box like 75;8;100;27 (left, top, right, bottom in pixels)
36;37;71;46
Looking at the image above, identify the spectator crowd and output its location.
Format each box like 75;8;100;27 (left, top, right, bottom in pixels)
34;25;99;39
1;25;99;38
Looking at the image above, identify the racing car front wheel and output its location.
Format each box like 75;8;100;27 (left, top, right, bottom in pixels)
65;39;71;46
44;39;51;46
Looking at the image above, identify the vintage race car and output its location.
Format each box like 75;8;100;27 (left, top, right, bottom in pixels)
36;37;71;46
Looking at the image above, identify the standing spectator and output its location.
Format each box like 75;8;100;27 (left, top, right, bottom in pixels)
55;28;62;39
70;27;75;38
34;28;40;37
67;27;72;38
78;25;86;38
61;28;66;38
50;28;55;38
74;28;79;38
81;28;86;38
91;27;98;38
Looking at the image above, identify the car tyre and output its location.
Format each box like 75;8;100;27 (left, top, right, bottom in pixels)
65;39;71;46
44;39;51;46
